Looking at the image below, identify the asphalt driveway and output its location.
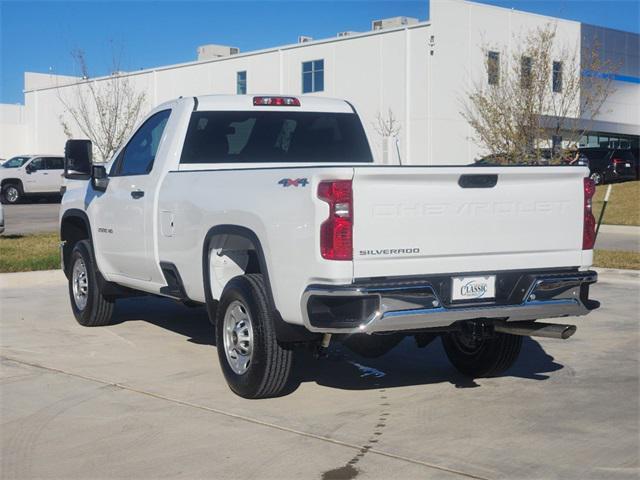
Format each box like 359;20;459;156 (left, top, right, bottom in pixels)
2;203;60;236
0;269;638;479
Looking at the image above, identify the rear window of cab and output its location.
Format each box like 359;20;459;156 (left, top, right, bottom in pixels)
180;111;373;164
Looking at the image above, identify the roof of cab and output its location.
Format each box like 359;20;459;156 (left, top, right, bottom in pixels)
18;154;63;158
190;94;354;113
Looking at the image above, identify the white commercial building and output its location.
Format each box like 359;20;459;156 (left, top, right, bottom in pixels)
1;0;638;163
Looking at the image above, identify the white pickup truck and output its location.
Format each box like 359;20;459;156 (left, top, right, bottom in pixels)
60;95;599;398
1;154;65;204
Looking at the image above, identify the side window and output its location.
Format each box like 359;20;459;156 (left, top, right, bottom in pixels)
487;51;500;86
117;110;171;176
237;71;247;94
29;158;44;170
302;59;324;93
45;157;64;170
618;150;634;161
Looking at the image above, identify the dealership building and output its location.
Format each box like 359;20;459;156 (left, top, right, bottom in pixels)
1;0;638;164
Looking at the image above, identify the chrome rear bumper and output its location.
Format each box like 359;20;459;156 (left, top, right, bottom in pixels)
301;270;598;334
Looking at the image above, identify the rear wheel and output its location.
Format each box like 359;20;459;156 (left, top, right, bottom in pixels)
215;274;293;399
68;240;115;326
2;184;22;204
442;330;522;378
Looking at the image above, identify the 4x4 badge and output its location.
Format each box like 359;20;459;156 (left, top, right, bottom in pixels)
278;178;308;187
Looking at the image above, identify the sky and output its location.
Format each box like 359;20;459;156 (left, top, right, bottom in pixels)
1;0;639;104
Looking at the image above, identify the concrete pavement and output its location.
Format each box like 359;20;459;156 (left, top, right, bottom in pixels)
1;269;638;479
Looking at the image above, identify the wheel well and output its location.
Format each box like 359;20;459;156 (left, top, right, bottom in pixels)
1;178;22;189
203;225;321;344
61;215;90;274
206;233;262;300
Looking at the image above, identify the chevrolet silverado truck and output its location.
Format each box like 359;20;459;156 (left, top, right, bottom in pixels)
1;154;65;204
60;95;599;398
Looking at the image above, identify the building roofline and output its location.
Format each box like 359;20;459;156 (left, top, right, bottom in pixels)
465;0;638;35
463;0;581;27
23;21;431;95
581;22;640;36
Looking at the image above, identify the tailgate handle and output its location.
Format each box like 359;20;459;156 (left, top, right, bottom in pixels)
458;174;498;188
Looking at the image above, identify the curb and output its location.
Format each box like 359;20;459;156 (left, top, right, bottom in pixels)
593;267;640;285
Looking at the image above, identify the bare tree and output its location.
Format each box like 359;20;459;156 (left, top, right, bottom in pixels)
57;49;146;162
373;108;402;164
373;108;401;138
462;24;617;164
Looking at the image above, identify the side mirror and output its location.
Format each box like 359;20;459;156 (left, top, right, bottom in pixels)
91;165;109;192
25;164;34;174
64;139;92;179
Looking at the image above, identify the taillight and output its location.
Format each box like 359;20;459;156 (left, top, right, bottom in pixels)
253;96;300;106
583;178;596;250
318;180;353;260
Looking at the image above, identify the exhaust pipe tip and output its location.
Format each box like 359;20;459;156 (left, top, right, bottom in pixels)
494;321;578;340
560;324;577;339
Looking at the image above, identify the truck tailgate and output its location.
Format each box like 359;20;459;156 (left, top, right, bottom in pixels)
352;166;588;278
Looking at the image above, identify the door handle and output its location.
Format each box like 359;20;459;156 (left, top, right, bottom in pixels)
131;190;145;199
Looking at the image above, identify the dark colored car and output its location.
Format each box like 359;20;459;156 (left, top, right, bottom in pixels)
578;148;637;185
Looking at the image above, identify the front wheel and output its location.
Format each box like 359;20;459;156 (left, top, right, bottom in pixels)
68;240;115;326
215;274;293;399
2;184;22;204
442;330;522;378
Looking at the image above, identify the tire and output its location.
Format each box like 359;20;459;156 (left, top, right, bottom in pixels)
2;183;22;204
342;334;403;359
442;330;522;378
67;240;115;327
590;171;603;185
215;274;293;399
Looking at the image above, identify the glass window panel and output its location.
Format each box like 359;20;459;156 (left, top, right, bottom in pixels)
30;158;44;170
552;61;563;93
521;56;532;88
488;51;500;86
118;110;171;176
236;71;247;94
302;72;313;93
180;111;373;164
314;70;324;92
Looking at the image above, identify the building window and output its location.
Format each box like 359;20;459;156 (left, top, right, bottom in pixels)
302;59;324;93
520;56;532;89
237;71;247;95
487;51;500;86
552;61;563;93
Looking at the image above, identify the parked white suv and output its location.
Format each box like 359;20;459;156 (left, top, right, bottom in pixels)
0;154;65;204
59;95;599;398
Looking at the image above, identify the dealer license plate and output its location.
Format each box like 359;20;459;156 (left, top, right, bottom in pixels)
451;275;496;301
